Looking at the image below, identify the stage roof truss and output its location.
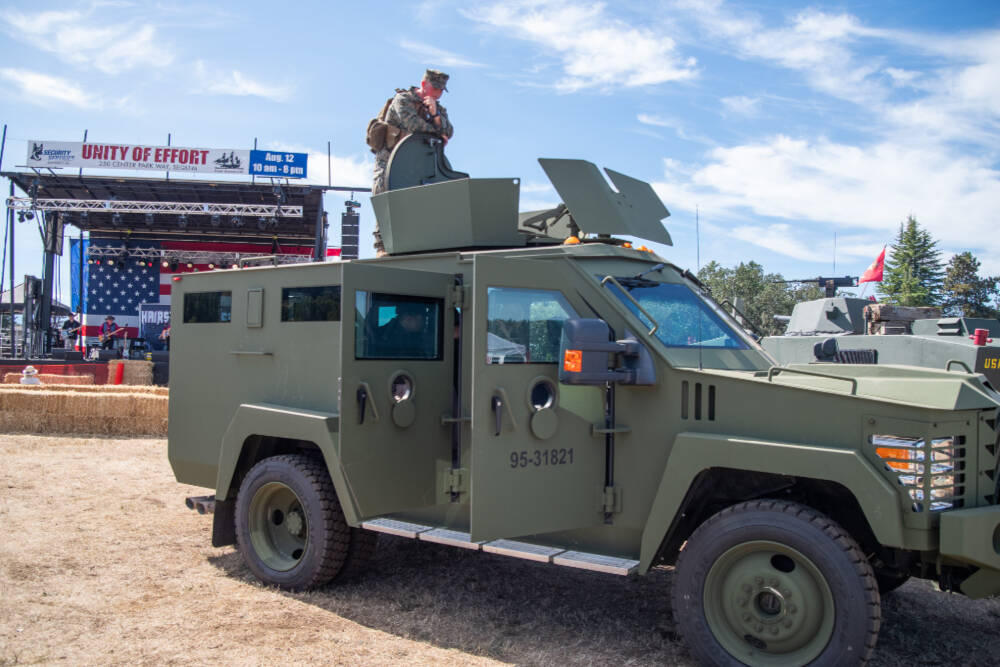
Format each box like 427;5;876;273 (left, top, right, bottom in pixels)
6;197;303;218
85;246;314;267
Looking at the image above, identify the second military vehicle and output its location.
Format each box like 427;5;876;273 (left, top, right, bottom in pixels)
763;290;1000;388
170;135;1000;666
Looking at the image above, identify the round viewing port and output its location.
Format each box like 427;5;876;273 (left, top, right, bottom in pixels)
530;379;556;411
391;374;413;403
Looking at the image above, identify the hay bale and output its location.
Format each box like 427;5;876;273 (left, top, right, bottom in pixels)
107;360;153;386
0;387;169;436
0;384;168;395
5;373;96;385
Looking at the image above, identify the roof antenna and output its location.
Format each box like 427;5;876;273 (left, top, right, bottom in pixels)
697;205;703;371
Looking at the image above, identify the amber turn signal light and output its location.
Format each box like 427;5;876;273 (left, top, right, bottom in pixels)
563;349;582;372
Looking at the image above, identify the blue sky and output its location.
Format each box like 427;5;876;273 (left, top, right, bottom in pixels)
1;0;999;305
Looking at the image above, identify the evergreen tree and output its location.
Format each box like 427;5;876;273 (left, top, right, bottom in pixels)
879;216;944;306
698;261;822;336
941;251;998;317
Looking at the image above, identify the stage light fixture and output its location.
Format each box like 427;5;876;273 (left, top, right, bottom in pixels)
80;212;89;221
186;262;194;269
231;216;243;227
170;260;179;272
24;210;34;221
231;263;239;269
208;262;215;270
257;216;267;230
145;213;154;225
87;258;94;265
136;258;146;266
16;212;25;223
210;214;221;227
105;259;115;266
147;261;155;268
178;214;188;228
111;213;122;225
162;260;169;268
269;216;278;227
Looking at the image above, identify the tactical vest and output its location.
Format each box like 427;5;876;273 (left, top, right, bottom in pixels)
366;88;411;153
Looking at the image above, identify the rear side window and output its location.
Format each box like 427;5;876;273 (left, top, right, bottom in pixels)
183;291;232;323
354;291;443;360
282;285;341;322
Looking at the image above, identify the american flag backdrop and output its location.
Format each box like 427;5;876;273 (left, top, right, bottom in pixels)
69;238;340;347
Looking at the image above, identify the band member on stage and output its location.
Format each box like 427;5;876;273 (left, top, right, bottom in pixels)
159;322;171;351
100;315;121;350
61;312;81;350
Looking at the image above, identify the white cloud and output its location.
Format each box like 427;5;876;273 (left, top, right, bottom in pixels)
0;68;97;108
729;223;830;262
638;114;714;145
463;1;697;92
0;8;173;74
652;135;1000;263
398;40;486;68
720;95;760;116
193;61;293;102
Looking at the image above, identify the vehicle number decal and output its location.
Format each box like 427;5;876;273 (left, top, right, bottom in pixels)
509;448;574;468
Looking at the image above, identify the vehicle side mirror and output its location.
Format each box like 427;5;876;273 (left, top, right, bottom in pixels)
558;318;656;386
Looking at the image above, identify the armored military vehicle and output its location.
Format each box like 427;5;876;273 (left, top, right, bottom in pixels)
762;293;1000;387
170;134;1000;666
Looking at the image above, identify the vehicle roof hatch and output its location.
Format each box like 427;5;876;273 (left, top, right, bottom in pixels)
538;158;672;246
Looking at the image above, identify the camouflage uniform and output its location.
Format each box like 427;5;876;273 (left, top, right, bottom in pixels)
371;83;454;254
371;87;454;196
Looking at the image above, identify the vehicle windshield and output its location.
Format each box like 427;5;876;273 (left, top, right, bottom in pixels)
604;278;749;349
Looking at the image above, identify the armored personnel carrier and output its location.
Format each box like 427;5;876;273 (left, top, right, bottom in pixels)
170;134;1000;666
763;294;1000;387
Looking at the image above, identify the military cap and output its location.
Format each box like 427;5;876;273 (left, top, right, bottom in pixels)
424;69;449;91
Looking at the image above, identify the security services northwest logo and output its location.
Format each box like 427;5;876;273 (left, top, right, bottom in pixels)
30;143;43;161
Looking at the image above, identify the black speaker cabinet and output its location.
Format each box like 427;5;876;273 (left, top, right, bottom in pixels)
62;351;84;361
97;350;121;361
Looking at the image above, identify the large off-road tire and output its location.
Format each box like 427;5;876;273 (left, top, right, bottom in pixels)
672;499;881;667
235;454;351;590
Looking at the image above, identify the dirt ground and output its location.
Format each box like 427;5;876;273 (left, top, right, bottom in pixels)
2;435;1000;666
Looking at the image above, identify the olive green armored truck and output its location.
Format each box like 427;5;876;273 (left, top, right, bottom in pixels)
763;296;1000;389
169;136;1000;666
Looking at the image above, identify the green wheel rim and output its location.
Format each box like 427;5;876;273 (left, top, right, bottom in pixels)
248;482;309;572
702;540;835;667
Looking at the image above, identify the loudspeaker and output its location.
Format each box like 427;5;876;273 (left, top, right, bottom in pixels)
148;351;170;363
97;350;121;361
63;351;84;361
51;348;67;359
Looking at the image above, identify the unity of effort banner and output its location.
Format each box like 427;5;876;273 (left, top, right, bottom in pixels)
26;140;308;178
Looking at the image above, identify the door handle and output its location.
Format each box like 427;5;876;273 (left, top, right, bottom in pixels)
490;387;517;436
357;381;380;424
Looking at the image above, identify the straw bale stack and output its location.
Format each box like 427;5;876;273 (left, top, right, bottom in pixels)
0;385;168;436
4;384;168;395
107;359;154;385
3;373;95;385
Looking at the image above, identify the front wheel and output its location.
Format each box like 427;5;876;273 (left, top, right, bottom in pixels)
672;499;881;666
235;454;351;590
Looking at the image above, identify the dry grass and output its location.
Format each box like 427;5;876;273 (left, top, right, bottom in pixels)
1;435;999;666
107;360;153;386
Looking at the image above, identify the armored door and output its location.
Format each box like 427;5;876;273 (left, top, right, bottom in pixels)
470;255;606;541
339;264;457;519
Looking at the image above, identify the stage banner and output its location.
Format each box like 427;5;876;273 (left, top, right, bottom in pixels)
26;140;308;178
139;303;172;351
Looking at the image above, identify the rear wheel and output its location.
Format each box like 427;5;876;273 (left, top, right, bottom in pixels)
235;454;351;590
672;499;881;666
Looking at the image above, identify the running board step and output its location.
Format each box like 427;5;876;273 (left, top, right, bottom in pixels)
359;518;638;576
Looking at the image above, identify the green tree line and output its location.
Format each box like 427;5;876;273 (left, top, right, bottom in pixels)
698;215;999;336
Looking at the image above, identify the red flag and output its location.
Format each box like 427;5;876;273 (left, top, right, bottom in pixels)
859;246;885;283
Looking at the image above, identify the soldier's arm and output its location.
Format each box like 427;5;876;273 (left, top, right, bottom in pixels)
437;105;454;139
392;95;437;134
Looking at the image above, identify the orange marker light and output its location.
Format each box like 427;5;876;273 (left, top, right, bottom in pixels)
563;349;583;372
876;447;913;472
623;242;632;249
564;236;581;245
172;275;182;282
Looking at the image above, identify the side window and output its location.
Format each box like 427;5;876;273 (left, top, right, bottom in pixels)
183;291;232;323
282;285;341;322
486;287;577;364
354;291;443;360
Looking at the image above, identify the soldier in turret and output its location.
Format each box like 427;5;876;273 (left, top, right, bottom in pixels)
370;69;454;255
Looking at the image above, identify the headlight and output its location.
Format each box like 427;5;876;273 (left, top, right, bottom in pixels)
871;434;966;512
